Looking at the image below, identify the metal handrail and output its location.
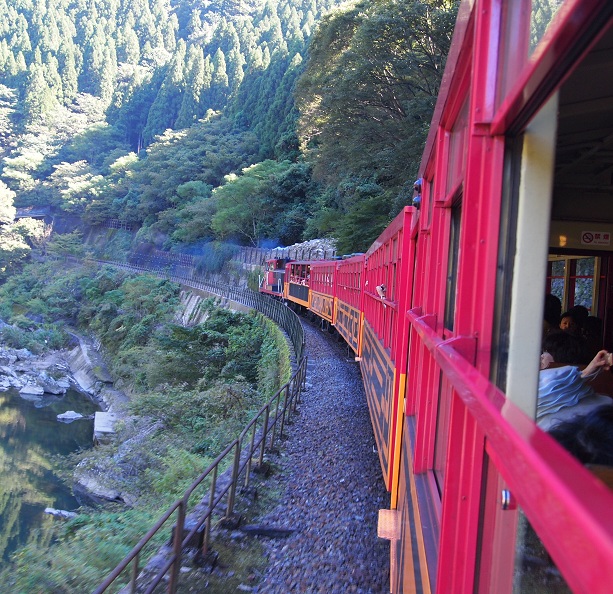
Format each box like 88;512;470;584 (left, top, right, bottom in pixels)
93;354;307;594
89;259;307;594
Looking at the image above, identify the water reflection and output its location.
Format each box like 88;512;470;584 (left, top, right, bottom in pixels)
0;387;99;561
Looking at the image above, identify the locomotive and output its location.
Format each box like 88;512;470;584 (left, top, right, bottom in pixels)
261;1;613;592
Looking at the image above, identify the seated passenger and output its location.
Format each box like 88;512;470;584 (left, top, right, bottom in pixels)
582;315;604;360
548;405;613;466
568;304;590;325
543;293;562;341
559;311;582;336
538;332;613;430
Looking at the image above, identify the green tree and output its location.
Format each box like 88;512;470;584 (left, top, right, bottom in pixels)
295;0;458;251
210;159;310;246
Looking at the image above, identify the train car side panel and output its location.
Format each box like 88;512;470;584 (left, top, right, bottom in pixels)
310;261;336;322
361;320;395;488
391;417;435;594
309;291;334;323
335;255;365;355
335;300;361;354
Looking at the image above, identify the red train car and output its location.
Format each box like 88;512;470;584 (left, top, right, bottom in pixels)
309;260;336;324
379;2;613;593
335;254;365;356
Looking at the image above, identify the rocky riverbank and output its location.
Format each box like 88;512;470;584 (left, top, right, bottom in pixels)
0;334;133;505
0;338;128;413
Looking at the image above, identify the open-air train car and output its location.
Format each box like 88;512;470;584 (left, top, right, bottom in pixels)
255;2;613;591
284;260;313;309
376;2;613;593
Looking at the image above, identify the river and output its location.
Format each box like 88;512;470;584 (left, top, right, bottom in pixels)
0;386;99;562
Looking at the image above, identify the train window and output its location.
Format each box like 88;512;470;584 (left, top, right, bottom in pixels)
444;202;462;331
513;508;572;594
433;372;452;494
529;1;565;56
426;176;435;229
446;99;469;196
496;1;567;109
547;256;600;313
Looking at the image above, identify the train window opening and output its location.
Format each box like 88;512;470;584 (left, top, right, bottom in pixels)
513;507;572;594
426;175;435;229
529;0;565;56
433;375;453;495
491;134;524;392
547;256;601;314
445;98;469;195
444;201;462;332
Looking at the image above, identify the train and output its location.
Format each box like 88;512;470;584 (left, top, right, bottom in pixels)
260;2;613;592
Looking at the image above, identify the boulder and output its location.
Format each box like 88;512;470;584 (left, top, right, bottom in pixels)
0;351;17;366
19;384;44;396
56;376;72;389
57;410;84;422
38;371;66;395
44;507;78;519
14;348;33;360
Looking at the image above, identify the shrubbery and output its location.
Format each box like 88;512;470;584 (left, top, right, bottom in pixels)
0;260;290;591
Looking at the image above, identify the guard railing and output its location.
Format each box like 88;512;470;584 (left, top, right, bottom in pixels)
84;258;307;593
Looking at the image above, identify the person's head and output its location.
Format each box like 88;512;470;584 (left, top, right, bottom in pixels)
568;304;590;324
544;294;562;327
549;405;613;465
560;312;580;335
542;330;586;364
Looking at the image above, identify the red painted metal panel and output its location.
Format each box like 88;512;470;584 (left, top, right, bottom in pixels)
408;309;613;593
335;255;364;310
335;255;365;354
310;261;337;323
310;261;336;297
361;321;395;489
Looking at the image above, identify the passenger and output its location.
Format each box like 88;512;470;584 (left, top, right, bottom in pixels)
538;331;613;430
543;293;562;340
568;304;590;325
582;315;604;360
548;405;613;466
539;330;585;370
559;311;581;336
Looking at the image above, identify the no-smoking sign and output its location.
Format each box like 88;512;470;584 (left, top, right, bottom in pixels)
581;231;611;246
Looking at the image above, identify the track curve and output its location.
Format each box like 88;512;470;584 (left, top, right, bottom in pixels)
253;321;389;593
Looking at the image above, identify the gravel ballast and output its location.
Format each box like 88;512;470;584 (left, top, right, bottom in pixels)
252;321;390;593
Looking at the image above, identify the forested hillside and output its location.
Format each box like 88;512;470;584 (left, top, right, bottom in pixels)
0;0;458;271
